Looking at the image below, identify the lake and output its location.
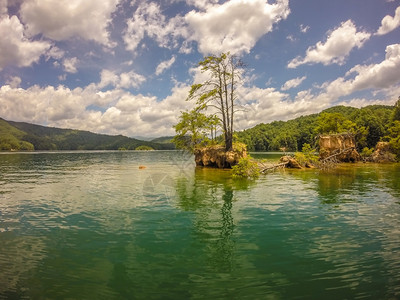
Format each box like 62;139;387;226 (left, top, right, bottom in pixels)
0;151;399;299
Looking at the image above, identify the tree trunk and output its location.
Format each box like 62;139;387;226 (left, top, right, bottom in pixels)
225;132;232;151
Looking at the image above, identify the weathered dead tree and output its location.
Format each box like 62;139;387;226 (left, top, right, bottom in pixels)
258;156;302;173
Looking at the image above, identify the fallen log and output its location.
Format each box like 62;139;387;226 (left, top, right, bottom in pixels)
260;162;288;173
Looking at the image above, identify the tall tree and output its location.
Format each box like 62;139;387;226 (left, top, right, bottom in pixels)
187;52;244;151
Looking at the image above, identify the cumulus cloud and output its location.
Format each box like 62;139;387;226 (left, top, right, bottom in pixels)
98;69;146;89
0;15;52;70
5;76;21;88
45;46;65;61
288;20;371;68
19;0;120;46
123;2;189;54
0;82;191;136
376;6;400;35
124;0;289;56
186;0;220;9
63;57;79;73
342;43;400;91
0;0;7;16
281;76;306;91
304;43;400;107
185;0;290;55
155;56;176;75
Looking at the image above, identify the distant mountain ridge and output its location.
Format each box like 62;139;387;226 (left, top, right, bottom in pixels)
0;118;175;151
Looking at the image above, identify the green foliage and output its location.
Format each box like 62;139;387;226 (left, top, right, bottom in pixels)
232;141;247;153
387;120;400;160
236;105;394;152
186;52;243;151
232;157;260;179
392;97;400;122
173;107;214;153
360;147;374;159
0;118;35;151
315;112;358;134
135;145;154;151
294;143;318;166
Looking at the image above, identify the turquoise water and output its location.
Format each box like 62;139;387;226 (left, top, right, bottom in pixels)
0;151;399;299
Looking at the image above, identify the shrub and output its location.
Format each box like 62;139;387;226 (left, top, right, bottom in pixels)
294;143;318;166
135;145;154;151
232;157;260;179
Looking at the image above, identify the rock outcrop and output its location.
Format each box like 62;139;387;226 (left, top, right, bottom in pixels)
319;134;361;162
194;144;247;168
370;142;396;163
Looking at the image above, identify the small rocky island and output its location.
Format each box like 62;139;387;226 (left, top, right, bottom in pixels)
194;143;247;168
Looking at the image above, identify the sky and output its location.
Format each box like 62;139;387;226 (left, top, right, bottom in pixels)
0;0;400;138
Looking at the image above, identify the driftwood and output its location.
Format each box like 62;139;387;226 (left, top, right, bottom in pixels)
320;147;355;162
258;155;302;173
259;161;289;173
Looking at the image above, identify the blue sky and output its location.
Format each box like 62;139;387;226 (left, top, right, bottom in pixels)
0;0;399;137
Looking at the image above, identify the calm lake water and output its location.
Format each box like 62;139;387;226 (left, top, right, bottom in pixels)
0;151;399;299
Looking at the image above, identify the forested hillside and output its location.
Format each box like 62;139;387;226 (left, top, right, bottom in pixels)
236;105;395;151
0;119;174;151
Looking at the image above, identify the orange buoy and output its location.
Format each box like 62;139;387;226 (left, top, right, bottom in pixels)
139;165;146;169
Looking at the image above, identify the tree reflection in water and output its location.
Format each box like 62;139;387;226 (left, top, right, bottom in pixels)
175;167;251;273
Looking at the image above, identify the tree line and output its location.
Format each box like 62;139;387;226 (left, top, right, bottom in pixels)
236;103;399;155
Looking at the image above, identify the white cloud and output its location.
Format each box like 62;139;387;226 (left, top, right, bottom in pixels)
0;82;192;137
281;76;306;91
186;0;219;9
0;0;7;16
376;6;400;35
185;0;290;55
45;46;65;61
5;76;21;88
124;0;289;56
20;0;120;46
300;24;310;33
58;74;67;81
0;15;52;70
344;43;400;91
123;2;189;54
287;35;296;42
294;44;400;110
63;57;79;73
98;69;146;89
317;43;400;103
155;56;176;75
288;20;371;68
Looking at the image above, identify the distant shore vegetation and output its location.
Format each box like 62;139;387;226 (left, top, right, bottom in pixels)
135;145;154;151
